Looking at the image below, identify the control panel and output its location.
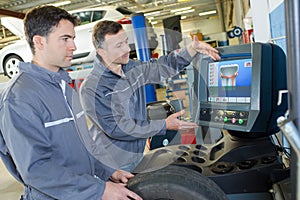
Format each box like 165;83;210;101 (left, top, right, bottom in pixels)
199;108;248;126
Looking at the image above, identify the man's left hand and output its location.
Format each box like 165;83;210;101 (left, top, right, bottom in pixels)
110;170;134;184
188;35;221;60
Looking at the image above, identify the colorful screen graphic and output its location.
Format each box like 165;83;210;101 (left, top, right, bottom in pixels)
208;58;252;103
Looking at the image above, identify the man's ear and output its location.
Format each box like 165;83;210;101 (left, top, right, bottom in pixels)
97;48;106;57
33;35;45;50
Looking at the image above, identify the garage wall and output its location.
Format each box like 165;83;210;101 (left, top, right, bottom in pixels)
152;17;222;40
181;17;223;37
152;16;223;55
250;0;285;47
269;1;286;53
249;0;271;42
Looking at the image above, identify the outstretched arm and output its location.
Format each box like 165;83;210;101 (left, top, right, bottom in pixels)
187;35;221;60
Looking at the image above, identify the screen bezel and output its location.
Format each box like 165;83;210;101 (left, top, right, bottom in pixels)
201;54;255;127
192;43;286;137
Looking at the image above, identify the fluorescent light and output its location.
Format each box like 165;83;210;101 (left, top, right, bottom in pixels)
144;11;161;16
50;1;71;7
199;10;217;16
171;7;192;13
175;9;195;15
181;16;187;19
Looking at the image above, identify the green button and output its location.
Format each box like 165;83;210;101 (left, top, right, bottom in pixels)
224;117;228;122
238;119;243;124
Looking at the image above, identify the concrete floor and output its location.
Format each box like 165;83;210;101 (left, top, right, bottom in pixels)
0;73;192;199
0;160;23;199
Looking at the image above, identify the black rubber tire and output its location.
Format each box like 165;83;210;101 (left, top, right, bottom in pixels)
127;165;228;200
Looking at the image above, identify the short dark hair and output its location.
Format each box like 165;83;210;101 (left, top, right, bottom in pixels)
92;20;123;49
24;5;76;54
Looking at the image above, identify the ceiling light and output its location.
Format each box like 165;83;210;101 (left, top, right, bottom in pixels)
175;9;195;15
144;11;161;16
171;7;192;13
199;10;217;16
50;1;71;7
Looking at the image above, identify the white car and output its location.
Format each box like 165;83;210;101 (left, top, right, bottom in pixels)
0;7;158;78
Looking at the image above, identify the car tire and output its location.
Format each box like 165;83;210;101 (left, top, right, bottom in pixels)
3;55;23;79
127;165;228;200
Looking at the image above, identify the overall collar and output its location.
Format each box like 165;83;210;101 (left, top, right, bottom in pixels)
19;62;72;84
93;54;126;79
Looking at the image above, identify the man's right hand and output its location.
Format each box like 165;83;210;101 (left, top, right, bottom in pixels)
165;110;198;130
101;182;142;200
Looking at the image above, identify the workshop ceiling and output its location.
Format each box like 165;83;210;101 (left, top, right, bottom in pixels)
0;0;219;22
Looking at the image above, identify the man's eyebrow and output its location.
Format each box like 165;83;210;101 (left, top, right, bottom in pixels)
116;41;122;46
115;37;128;45
61;34;75;39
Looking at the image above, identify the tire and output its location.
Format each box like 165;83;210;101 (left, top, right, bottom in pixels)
3;55;23;79
127;165;228;200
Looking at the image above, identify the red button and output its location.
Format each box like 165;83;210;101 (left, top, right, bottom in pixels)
232;118;236;123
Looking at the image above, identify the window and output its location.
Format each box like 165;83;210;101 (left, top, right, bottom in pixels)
92;11;106;22
72;11;92;25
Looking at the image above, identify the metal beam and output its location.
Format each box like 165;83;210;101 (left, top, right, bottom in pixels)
285;0;300;200
0;8;25;18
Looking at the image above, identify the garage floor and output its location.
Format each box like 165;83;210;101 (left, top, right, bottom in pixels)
0;75;191;198
0;160;23;199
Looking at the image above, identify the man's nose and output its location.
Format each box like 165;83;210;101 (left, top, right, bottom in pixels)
70;40;77;51
125;43;131;52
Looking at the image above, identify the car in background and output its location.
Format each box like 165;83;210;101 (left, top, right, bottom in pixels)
0;6;158;78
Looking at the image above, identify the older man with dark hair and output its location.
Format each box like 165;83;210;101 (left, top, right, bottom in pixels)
80;20;220;172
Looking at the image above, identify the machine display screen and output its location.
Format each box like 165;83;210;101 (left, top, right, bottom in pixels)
207;58;252;103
